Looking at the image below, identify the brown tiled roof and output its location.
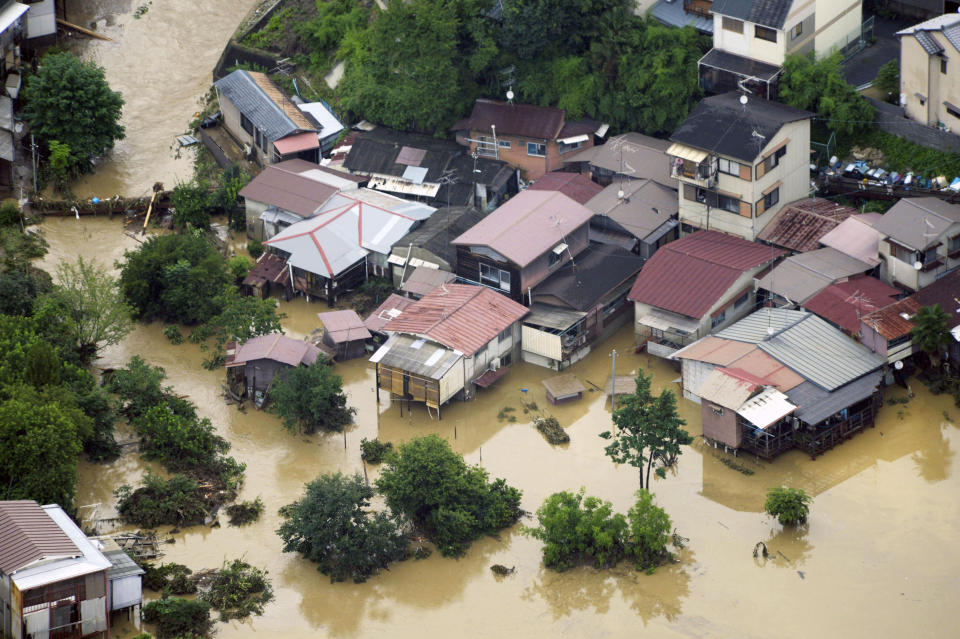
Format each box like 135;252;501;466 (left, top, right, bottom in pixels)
628;231;785;318
318;310;372;343
382;284;528;355
452;99;566;140
0;501;80;574
528;172;603;205
757;199;857;252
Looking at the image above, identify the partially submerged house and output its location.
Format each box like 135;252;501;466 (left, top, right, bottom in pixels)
873;197;960;292
239;159;365;241
586;178;679;263
756;199;858;252
242;252;292;300
453;99;607;180
667;92;812;240
371;284;529;415
563;132;676;188
225;333;328;401
757;247;877;307
674;308;885;459
523;243;643;370
387;206;487;288
263;190;436;303
452;189;595;304
318;310;372;360
629;231;786;358
0;500;113;639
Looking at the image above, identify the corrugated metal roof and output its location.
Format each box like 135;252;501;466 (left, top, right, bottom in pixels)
736;387;796;429
785;371;883;426
401;267;456;298
588;179;678;240
757;199;858;252
370;333;462;380
696;368;759;410
699;48;783;82
452;190;594;267
382;284;528;356
298;101;345;140
214;70;316;142
673;337;806;391
452;99;566;140
861;297;918;340
104;549;146;580
803;276;902;334
716;309;884;391
673;335;757;365
758;247;874;304
364;294;416;334
628;230;785;318
240;160;342;217
242;252;289;288
524;303;588;331
318;310;372;343
565;132;675;187
228;334;322;368
819;214;883;265
391;206;487;269
0;501;81;574
872;198;960;250
532;243;643;311
711;0;792;28
528;172;603;205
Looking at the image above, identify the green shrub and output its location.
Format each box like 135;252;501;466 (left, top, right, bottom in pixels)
162;325;183;344
142;597;212;639
0;201;20;226
132;405;230;474
534;416;569;444
359;437;392;464
246;240;264;260
764;486;812;526
199;559;273;621
226;497;264;526
227;255;252;283
115;473;208;528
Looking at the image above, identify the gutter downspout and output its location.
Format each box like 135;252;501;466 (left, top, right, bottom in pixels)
400;243;413;286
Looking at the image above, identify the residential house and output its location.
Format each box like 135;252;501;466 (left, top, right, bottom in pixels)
629;230;785;358
453;99;607;180
451;189;595;304
262;189;436;303
756;199;858;252
0;500;113;639
818;213;885;265
650;0;715;34
24;0;56;44
343;127;516;209
297;99;346;156
318;310;372;360
399;267;456;300
886;1;960;20
699;0;863;98
387;206;487;288
667;92;813;241
242;252;292;300
522;243;643;370
0;2;27;90
363;293;416;339
371;284;529;416
239;159;365;241
803;275;903;336
527;171;603;205
586;178;679;263
860;268;960;368
673;308;885;458
225;333;328;400
896;14;960;130
873;197;960;291
563;132;676;188
757;246;877;307
0;95;14;194
100;539;145;624
213;70;324;167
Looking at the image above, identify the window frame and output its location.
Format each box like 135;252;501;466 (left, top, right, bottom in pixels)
498;139;511;149
791;22;802;40
479;262;511;292
527;142;546;157
763;187;780;210
755;25;778;43
722;17;744;34
711;309;727;328
717;193;741;213
942;57;948;74
240;113;254;136
733;291;751;309
717;157;742;177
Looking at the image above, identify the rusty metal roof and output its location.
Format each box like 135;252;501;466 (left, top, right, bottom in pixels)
242;252;289;288
528;172;603;205
0;501;81;574
803;276;902;335
628;230;785;318
227;334;324;368
862;298;920;340
382;284;528;356
757;199;857;252
318;310;372;344
364;294;416;334
452;99;566;140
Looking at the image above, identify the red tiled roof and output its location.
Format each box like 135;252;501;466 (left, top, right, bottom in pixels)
628;231;785;318
803;275;902;334
382;284;528;356
226;333;324;368
0;501;80;574
528;172;603;205
452;99;566;140
318;310;372;343
756;199;857;252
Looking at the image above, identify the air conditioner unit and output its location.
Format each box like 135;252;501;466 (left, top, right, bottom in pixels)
243;143;253;159
490;358;501;371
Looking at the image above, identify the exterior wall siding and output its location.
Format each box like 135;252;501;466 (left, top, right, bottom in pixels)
455;246;523;302
701;402;742;448
813;0;863;57
461;131;594;180
901;36;932;124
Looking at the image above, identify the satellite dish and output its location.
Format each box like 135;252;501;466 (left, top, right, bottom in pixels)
914;260;923;271
617;189;624;200
894;360;904;370
506;89;514;101
740;94;748;106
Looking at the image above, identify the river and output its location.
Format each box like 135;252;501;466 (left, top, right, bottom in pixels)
37;215;960;638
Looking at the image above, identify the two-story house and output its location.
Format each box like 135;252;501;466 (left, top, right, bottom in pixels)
896;14;960;132
452;99;607;180
451;189;594;304
873;197;960;291
667;92;812;241
699;0;863;97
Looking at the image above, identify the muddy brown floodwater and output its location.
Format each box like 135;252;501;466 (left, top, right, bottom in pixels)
34;216;960;638
60;0;262;199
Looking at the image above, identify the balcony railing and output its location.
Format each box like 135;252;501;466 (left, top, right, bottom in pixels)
670;159;716;187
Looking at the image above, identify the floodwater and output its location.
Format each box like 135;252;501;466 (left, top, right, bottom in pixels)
37;216;960;638
59;0;262;199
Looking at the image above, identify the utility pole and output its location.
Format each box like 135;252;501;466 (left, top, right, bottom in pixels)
610;349;618;415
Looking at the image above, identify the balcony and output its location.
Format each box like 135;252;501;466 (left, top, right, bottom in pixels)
670;159;716;187
684;0;712;18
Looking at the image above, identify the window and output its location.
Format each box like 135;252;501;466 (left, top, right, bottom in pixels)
948;104;960;120
763;187;780;210
717;193;740;213
888;333;912;349
240;113;254;136
763;145;787;172
476;135;497;157
549;250;562;267
558;139;584;154
755;26;777;43
734;291;750;309
711;309;726;328
717;157;742;176
499;326;512;342
942;58;948;74
254;128;265;150
479;263;511;291
710;404;724;416
890;242;914;263
791;22;802;40
527;142;546;156
949;234;960;254
722;17;744;33
498;140;511;149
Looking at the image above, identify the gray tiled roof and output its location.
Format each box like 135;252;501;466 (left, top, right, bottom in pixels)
715;308;884;392
712;0;793;29
872;197;960;250
897;14;960;53
915;30;944;55
214;70;315;142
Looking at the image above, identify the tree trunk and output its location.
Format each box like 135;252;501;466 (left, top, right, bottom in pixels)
644;453;653;490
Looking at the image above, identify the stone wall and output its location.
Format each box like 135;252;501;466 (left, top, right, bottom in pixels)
868;97;960;154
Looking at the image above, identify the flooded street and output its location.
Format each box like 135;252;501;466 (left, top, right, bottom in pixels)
60;0;261;198
38;216;960;638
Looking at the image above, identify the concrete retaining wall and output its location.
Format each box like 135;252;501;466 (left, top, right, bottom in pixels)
868;97;960;154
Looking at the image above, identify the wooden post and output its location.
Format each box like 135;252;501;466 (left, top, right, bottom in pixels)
141;190;158;235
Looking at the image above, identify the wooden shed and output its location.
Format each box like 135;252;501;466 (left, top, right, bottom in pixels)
225;334;328;403
542;374;586;404
318;310;372;360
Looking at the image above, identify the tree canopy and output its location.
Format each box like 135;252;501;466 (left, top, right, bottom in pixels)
23;52;125;176
779;52;874;138
269;359;355;434
600;369;691;490
911;304;952;369
277;472;409;582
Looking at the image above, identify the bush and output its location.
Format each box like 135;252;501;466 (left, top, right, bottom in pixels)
139;561;196;596
247;240;264;260
534;416;569;444
0;201;20;226
227;255;253;283
875;59;899;103
105;356;171;420
764;486;812;526
115;473;208;528
199;559;274;621
376;435;523;557
860;128;960;177
170;180;213;230
270;359;355;434
360;437;392;464
226;497;264;526
142;597;213;639
132;405;230;474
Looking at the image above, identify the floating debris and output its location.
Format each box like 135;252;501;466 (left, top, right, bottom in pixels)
534;416;569;445
490;564;515;576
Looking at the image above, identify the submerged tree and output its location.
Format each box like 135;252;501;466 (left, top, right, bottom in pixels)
600;369;692;490
764;486;812;526
270;359;355;434
912;304;951;370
